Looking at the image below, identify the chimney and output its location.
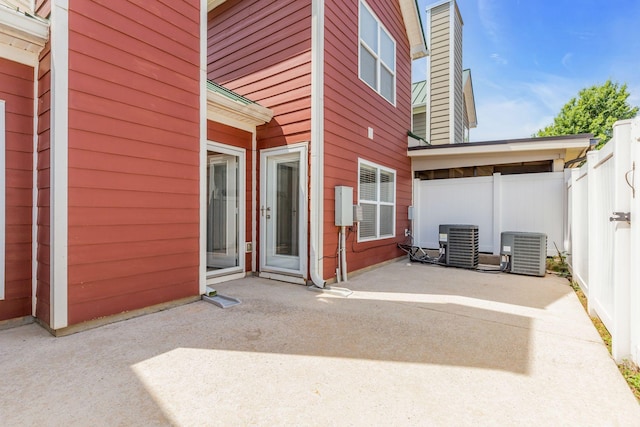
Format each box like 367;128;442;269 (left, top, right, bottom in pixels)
426;0;463;144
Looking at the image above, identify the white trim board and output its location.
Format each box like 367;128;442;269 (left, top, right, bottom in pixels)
0;100;5;300
32;65;38;315
311;0;325;285
199;0;207;295
49;0;69;329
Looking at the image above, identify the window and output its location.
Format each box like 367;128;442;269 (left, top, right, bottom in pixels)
358;160;396;241
359;0;396;104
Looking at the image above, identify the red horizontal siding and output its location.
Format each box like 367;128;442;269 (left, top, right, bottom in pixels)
322;0;412;279
35;0;50;17
69;274;197;325
66;0;201;325
0;58;34;322
208;0;312;149
36;41;51;326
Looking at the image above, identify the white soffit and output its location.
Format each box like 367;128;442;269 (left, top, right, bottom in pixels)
0;4;49;65
399;0;428;59
206;88;273;127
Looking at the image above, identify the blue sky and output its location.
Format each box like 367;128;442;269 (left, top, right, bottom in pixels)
412;0;640;142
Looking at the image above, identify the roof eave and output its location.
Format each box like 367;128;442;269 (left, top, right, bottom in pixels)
407;135;594;158
0;5;49;65
400;0;429;59
462;70;477;129
206;88;274;127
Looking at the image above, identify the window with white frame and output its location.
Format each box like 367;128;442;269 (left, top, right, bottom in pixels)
358;160;396;241
358;0;396;104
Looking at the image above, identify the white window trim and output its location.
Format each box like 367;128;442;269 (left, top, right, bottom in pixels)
357;158;396;242
0;100;5;300
358;0;397;106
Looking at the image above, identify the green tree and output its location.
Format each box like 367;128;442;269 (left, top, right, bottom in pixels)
536;80;638;148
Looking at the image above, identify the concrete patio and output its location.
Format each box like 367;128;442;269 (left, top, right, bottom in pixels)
1;260;639;426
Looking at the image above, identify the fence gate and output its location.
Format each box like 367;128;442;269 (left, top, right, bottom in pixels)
568;118;640;365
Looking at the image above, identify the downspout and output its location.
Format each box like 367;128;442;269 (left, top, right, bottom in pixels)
309;0;325;288
340;226;348;282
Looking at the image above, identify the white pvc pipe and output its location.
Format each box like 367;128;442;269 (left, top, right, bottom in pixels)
341;226;348;282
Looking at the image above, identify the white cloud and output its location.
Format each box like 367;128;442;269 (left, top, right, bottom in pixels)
490;53;508;65
523;74;584;112
627;85;640;111
477;0;500;43
470;96;552;141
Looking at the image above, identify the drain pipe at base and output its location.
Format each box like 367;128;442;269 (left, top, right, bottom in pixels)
340;226;348;282
309;0;325;289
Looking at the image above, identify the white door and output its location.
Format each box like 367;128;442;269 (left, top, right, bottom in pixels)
206;152;239;272
260;146;307;276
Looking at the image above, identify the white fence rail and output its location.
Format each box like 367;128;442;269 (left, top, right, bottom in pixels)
413;172;567;256
568;118;640;365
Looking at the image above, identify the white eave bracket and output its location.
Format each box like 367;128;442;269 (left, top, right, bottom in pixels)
0;5;49;66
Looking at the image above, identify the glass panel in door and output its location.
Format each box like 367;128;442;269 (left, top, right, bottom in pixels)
264;153;301;271
207;153;239;271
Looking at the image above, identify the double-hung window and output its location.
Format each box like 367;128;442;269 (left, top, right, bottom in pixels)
358;160;396;241
358;0;396;104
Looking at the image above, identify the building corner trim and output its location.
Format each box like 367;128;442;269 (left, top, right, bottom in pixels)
199;0;208;295
310;0;325;286
50;0;69;329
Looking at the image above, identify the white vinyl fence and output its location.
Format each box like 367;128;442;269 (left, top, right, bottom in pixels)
413;171;567;256
567;118;640;365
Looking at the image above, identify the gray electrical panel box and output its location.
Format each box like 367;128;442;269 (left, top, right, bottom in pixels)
439;224;479;269
500;232;547;277
335;186;353;226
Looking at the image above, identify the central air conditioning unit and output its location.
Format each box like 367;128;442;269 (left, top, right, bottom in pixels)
439;224;479;269
500;232;547;277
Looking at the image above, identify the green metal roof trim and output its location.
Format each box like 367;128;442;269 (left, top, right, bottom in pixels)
412;80;427;106
207;80;257;106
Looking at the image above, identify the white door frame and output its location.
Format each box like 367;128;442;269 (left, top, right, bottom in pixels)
206;141;245;282
259;143;308;280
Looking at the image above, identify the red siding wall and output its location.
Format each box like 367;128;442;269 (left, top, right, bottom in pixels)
66;0;201;324
322;0;412;278
207;0;312;149
0;59;34;322
35;0;50;17
207;120;253;270
35;41;51;324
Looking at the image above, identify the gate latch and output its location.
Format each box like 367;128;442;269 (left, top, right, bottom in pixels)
609;212;631;223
